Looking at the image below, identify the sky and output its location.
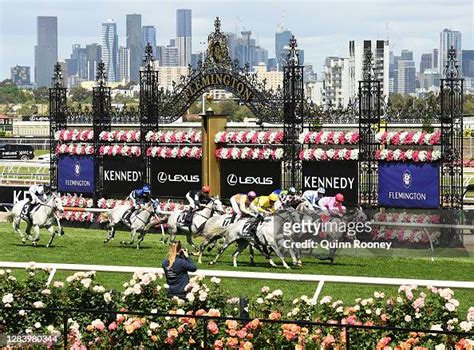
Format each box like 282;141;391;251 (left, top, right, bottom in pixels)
0;0;473;80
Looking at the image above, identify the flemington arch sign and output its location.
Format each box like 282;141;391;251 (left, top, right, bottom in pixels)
182;73;254;103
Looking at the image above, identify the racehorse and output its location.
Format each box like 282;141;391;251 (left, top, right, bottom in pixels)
208;215;291;269
102;200;160;249
166;197;224;252
8;193;64;247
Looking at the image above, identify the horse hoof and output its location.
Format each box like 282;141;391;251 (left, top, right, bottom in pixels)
103;240;109;244
32;242;37;247
120;241;126;245
46;244;50;248
208;261;215;265
191;251;199;256
22;239;26;244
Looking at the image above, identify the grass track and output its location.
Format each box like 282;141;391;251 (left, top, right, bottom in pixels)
0;222;473;315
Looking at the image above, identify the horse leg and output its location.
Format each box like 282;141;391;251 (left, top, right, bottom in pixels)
25;222;33;241
13;218;26;243
209;238;234;265
231;240;249;268
104;224;115;244
137;232;145;249
270;242;290;270
249;244;255;266
32;225;40;247
46;226;56;248
186;231;198;254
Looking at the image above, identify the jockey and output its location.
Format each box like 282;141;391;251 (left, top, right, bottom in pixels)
318;193;346;217
230;191;257;220
279;187;302;209
25;184;51;216
184;186;211;224
302;187;326;210
127;184;151;210
250;193;279;215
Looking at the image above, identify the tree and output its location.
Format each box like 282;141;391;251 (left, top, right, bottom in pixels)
0;80;28;104
32;86;49;102
69;86;92;103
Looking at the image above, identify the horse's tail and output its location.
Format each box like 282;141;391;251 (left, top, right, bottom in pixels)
6;212;15;223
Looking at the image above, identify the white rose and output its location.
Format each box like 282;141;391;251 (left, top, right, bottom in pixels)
34;322;41;329
33;301;44;308
103;292;112;303
2;293;13;304
210;277;221;284
150;322;159;330
80;278;92;289
256;298;264;304
41;289;51;296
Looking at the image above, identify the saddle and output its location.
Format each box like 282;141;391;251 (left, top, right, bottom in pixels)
319;213;332;222
21;202;38;222
122;208;137;225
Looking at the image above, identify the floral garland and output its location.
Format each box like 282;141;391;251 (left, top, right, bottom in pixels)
298;131;359;145
375;131;441;145
299;148;359;161
375;149;441;162
60;195;94;208
374;212;440;224
146;146;202;159
99;130;140;142
372;227;441;244
98;145;141;157
56;144;94;156
463;159;474;167
215;147;283;161
61;211;95;222
55;129;93;142
215;131;284;144
145;131;201;143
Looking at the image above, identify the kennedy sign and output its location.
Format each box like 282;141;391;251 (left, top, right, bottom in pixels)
103;157;144;197
183;73;254;103
220;160;281;199
151;159;201;198
302;161;358;204
378;162;439;208
58;156;95;194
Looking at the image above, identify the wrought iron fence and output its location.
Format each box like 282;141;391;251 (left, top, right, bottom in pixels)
0;306;472;350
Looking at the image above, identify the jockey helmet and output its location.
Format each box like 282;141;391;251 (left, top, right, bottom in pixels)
288;187;297;195
142;184;151;193
317;187;326;194
269;193;279;202
335;193;344;202
247;191;257;199
202;186;211;193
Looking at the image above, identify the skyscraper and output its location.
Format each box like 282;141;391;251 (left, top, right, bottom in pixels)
349;40;390;98
432;49;439;72
86;44;101;81
227;31;269;69
127;14;142;83
11;66;31;86
439;29;462;74
275;30;292;71
101;19;118;82
176;9;192;66
420;53;432;73
462;50;474;77
142;25;157;58
34;16;58;87
118;47;130;82
396;60;416;94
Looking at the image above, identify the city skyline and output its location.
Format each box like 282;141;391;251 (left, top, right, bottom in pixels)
0;0;472;80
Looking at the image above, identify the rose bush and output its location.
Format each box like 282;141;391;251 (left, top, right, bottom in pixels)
215;147;283;160
1;266;472;349
299;131;359;145
215;131;284;145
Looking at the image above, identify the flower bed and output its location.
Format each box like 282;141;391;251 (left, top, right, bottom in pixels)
61;211;95;223
56;143;94;156
299;131;359;145
375;131;441;145
374;212;440;224
98;145;141;157
146;146;202;159
60;195;94;208
215;131;284;144
299;148;359;161
0;265;472;349
55;129;93;142
215;147;283;161
99;130;140;142
145;130;201;143
375;149;441;162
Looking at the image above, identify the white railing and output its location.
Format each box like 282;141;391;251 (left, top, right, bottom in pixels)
0;261;473;303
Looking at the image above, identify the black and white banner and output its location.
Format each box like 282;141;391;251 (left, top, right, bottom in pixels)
150;159;201;198
302;161;358;204
220;160;281;199
103;157;144;197
0;185;30;207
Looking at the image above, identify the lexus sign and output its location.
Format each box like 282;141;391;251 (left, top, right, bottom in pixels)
103;157;144;197
151;159;201;198
220;160;281;199
302;161;358;204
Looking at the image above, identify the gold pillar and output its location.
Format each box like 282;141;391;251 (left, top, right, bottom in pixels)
201;111;227;197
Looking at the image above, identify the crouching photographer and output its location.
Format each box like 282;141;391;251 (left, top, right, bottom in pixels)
162;241;197;298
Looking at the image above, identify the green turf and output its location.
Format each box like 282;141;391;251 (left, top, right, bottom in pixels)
0;222;473;315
